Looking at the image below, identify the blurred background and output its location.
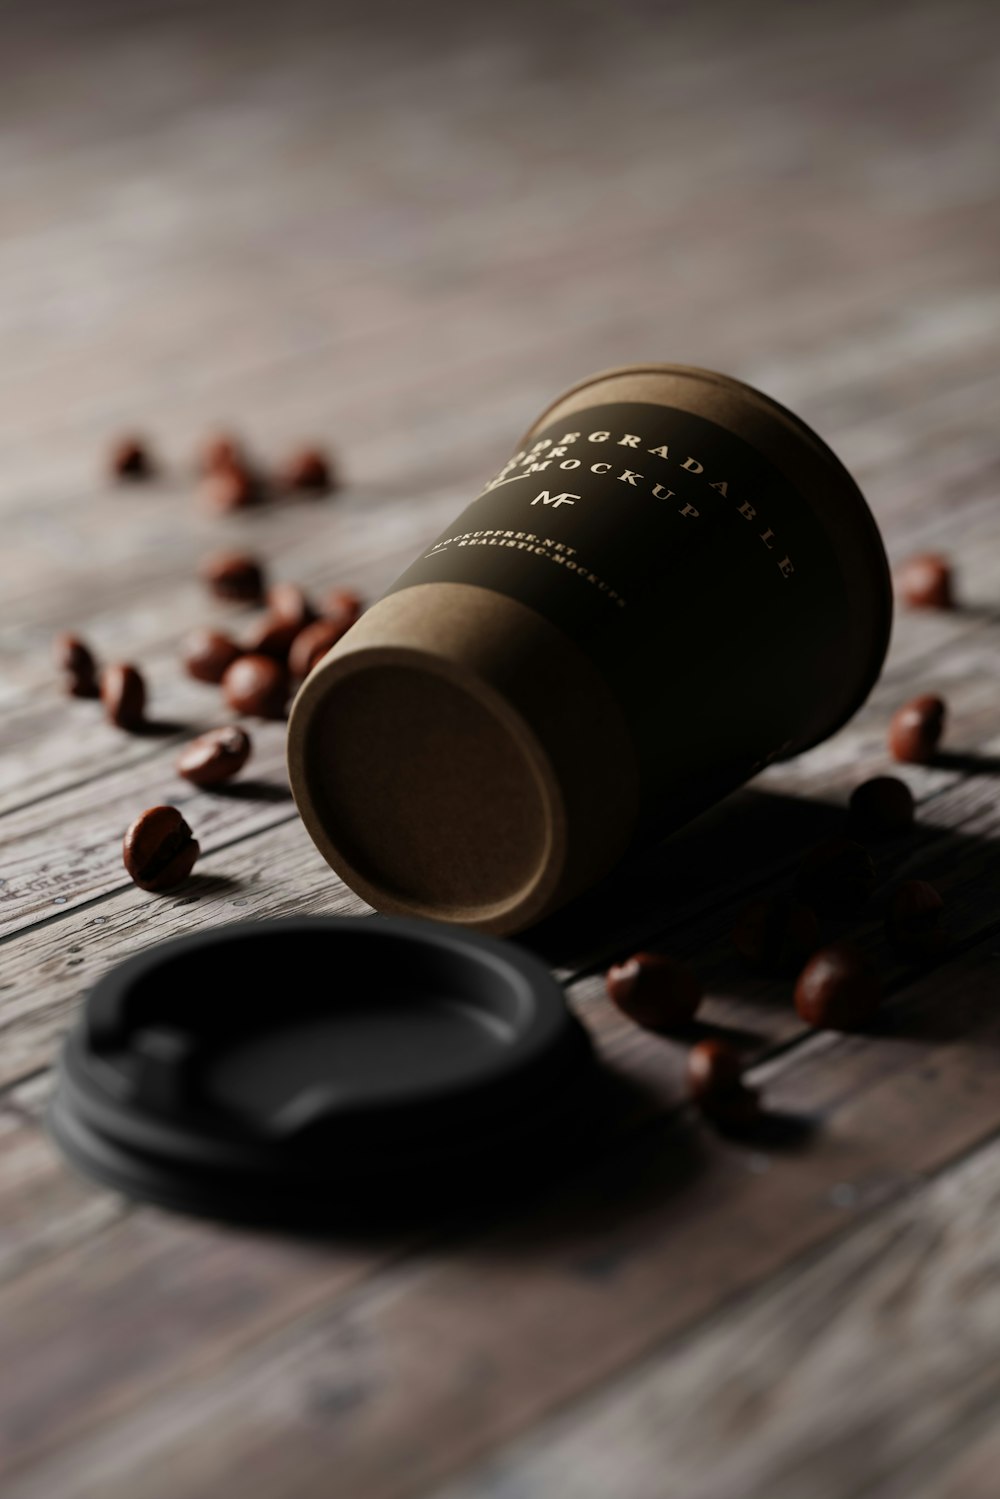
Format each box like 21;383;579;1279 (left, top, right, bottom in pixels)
2;0;998;530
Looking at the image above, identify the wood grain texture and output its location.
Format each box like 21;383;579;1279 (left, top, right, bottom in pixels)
3;0;1000;1494
431;1124;1000;1499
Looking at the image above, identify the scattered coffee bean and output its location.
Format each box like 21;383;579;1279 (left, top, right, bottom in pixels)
289;618;349;679
123;805;200;891
794;944;882;1030
176;726;251;787
605;951;702;1031
222;654;289;718
896;552;954;610
109;435;154;481
848;775;915;837
282;446;334;494
795;837;876;914
686;1040;760;1130
199;431;245;475
199;550;266;603
323;587;363;631
730;897;819;975
242;613;300;661
267;582;316;630
100;663;146;730
54;632;99;698
182;628;242;685
202;463;258;512
242;584;317;660
686;1038;742;1100
888;694;946;764
886;879;949;964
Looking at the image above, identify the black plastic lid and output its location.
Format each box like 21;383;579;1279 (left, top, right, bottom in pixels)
48;917;597;1226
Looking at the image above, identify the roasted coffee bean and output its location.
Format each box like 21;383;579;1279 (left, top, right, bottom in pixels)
100;663;146;730
123;805;200;891
202;463;258;512
896;552;954;610
267;582;316;630
731;897;819;975
199;431;245;475
685;1041;760;1130
886;879;949;964
794;943;882;1030
281;446;334;494
848;775;915;837
322;587;363;631
795;837;876;914
289;618;349;679
888;694;946;764
686;1039;742;1100
243;584;317;660
54;632;99;698
242;613;300;661
182;628;242;685
176;726;251;787
109;435;153;480
222;654;289;718
199;550;266;603
605;951;701;1031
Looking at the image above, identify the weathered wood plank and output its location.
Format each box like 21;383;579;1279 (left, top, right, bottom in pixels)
3;0;1000;1492
430;1120;1000;1499
0;1175;408;1486
0;484;464;807
4;567;1000;1085
0;1089;124;1286
8;927;1000;1499
0;818;368;1092
0;724;998;1482
2;467;997;958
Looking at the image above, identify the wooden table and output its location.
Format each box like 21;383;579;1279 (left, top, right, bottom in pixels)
3;2;1000;1494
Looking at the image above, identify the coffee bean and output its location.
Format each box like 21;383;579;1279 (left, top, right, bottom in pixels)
199;432;245;475
896;552;954;610
685;1040;760;1130
202;463;258;512
282;446;334;494
888;694;946;764
323;588;363;631
123;805;200;891
176;726;251;787
267;582;316;630
54;632;99;698
686;1039;742;1099
199;550;265;603
289;618;349;679
100;663;146;730
731;897;819;975
182;628;242;685
222;654;289;718
243;584;317;661
605;951;701;1031
794;944;882;1030
848;775;915;837
795;837;876;914
109;435;154;481
242;613;300;661
886;879;949;964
